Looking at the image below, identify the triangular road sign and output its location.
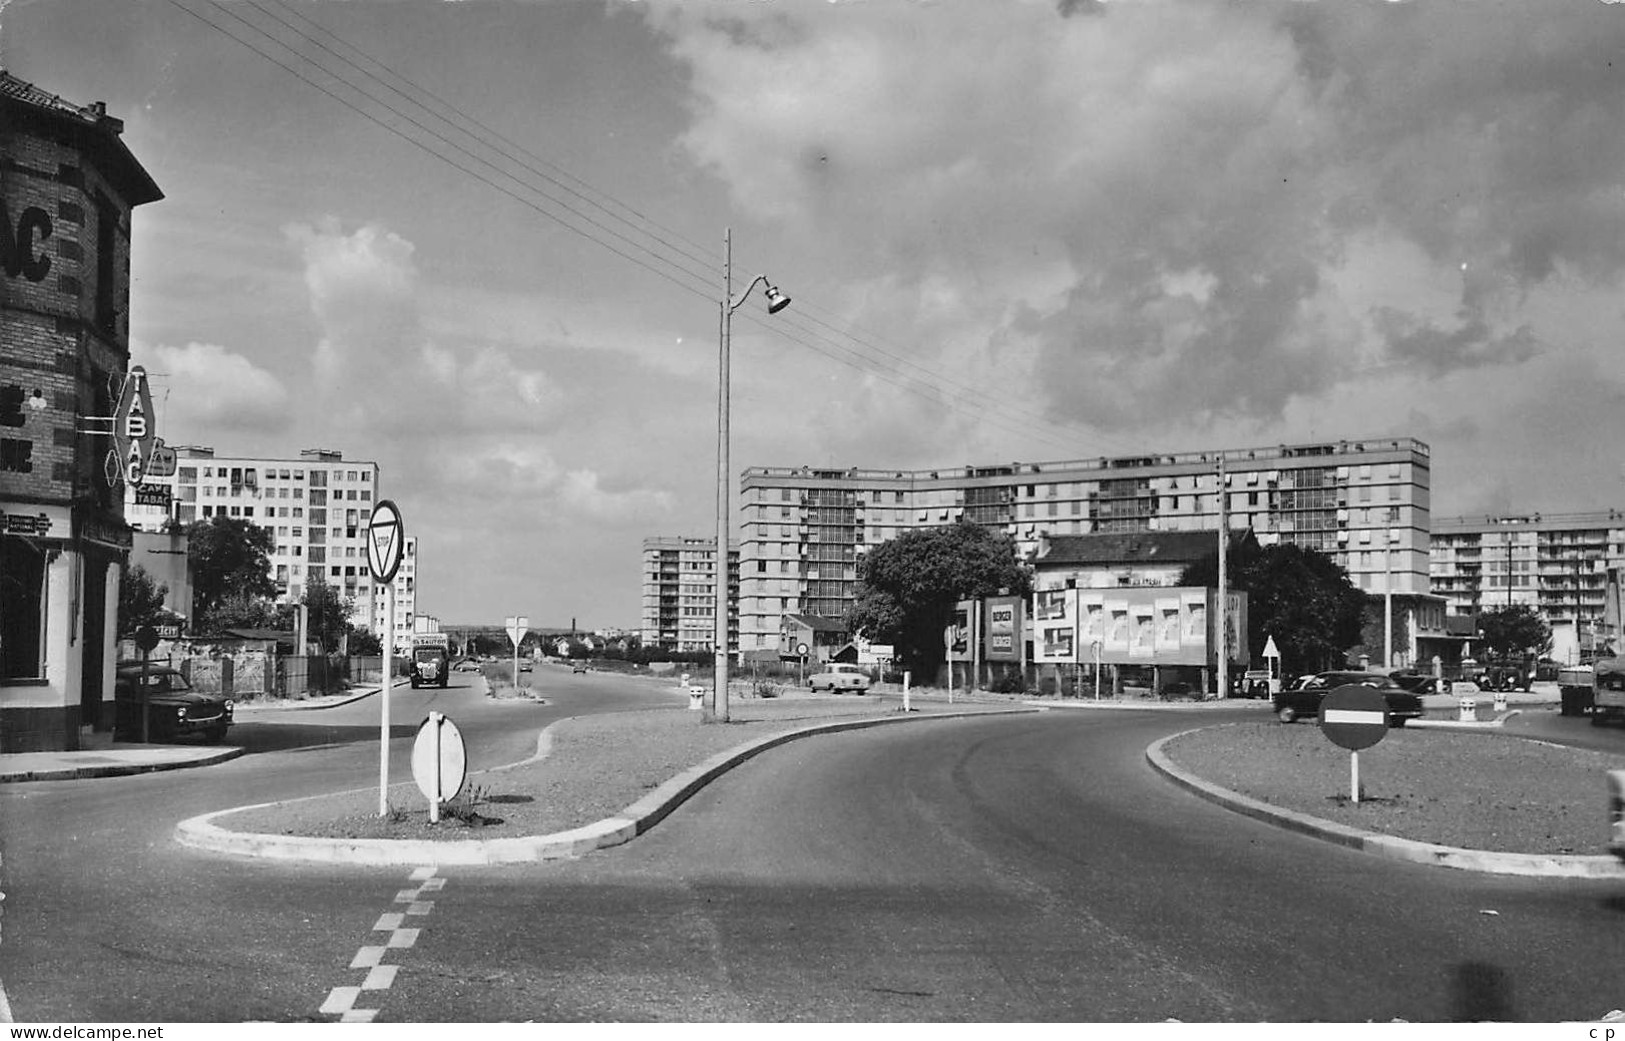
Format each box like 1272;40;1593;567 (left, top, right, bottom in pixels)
368;500;405;584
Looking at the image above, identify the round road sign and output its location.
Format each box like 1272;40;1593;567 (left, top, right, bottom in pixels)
367;500;406;584
1320;684;1390;750
411;713;467;803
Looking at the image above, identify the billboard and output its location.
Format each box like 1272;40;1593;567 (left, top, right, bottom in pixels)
983;596;1024;662
1027;586;1248;668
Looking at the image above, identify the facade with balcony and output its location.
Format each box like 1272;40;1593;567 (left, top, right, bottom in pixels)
1431;511;1625;657
639;536;738;654
735;437;1431;658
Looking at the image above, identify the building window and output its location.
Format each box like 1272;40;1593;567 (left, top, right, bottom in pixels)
0;536;46;680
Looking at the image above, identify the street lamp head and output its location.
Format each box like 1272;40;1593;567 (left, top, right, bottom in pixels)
763;284;792;314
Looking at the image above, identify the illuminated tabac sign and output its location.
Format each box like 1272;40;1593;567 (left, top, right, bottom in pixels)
110;367;156;485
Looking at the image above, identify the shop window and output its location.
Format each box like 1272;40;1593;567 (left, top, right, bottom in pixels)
0;535;47;680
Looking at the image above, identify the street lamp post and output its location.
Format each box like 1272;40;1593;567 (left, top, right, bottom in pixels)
711;227;791;724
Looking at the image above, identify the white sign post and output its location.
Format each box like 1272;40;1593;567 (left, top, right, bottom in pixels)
368;500;406;817
507;615;529;691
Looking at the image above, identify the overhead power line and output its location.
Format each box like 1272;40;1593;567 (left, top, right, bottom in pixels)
164;0;1146;458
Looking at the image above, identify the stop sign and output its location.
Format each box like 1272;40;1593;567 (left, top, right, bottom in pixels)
1320;684;1389;750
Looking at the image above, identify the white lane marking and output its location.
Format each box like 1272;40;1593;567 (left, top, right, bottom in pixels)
324;867;442;1021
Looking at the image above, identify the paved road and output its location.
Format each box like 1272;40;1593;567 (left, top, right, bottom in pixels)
0;667;679;1021
324;708;1625;1023
8;693;1625;1022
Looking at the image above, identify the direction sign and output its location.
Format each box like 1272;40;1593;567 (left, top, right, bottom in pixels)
411;712;467;803
367;500;405;584
1320;684;1390;751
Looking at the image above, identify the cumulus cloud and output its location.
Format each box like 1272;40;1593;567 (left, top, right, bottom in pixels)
133;341;290;437
640;0;1625;440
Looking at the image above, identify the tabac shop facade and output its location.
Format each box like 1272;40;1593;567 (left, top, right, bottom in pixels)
0;72;163;751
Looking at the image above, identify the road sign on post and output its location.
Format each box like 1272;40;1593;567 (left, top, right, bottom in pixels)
507;615;529;691
1321;684;1390;804
368;500;406;818
412;712;467;824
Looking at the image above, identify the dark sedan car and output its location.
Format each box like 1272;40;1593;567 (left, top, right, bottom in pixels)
1386;669;1442;695
114;665;233;743
1272;670;1423;726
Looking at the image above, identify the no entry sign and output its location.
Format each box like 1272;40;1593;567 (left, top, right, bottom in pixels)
1320;684;1390;750
1321;683;1389;804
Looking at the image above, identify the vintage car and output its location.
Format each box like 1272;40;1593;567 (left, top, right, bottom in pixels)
807;662;872;694
1271;670;1423;726
113;664;233;743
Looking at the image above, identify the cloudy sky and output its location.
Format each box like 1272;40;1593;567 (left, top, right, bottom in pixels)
9;0;1625;628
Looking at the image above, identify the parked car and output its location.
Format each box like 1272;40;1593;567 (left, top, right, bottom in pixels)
1386;670;1441;695
1272;670;1423;726
113;664;233;743
572;663;589;674
453;659;480;672
808;662;871;694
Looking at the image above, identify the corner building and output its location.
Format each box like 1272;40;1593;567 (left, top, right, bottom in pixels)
737;437;1430;658
0;72;162;750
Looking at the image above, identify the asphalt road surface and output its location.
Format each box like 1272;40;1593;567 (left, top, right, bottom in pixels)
5;693;1624;1022
0;667;678;1022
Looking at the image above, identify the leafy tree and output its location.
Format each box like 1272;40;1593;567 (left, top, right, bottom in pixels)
186;516;275;622
198;590;291;635
302;579;358;655
1181;541;1367;675
348;627;383;656
849;522;1032;680
1476;604;1552;661
117;564;171;636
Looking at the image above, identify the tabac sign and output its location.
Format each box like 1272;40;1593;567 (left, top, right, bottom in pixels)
110;367;156;486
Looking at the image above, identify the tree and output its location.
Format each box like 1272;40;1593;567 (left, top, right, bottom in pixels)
117;564;170;636
1476;604;1552;661
186;516;276;622
302;579;358;654
849;522;1032;680
1181;541;1367;676
198;590;291;635
347;627;383;656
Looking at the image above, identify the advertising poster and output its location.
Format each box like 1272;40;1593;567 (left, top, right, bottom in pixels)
983;595;1023;662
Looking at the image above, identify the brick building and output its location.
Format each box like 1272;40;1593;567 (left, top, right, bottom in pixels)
0;72;163;750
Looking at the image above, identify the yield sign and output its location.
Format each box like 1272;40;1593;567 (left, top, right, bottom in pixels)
506;616;529;648
367;499;405;584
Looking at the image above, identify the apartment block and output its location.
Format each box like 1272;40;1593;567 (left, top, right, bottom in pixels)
639;536;738;653
1431;511;1625;651
125;446;416;634
737;437;1430;657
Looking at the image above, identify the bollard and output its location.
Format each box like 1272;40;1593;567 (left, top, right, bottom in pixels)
1493;690;1507;714
1458;696;1477;722
688;684;705;711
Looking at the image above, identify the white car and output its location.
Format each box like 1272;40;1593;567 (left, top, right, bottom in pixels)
808;663;871;694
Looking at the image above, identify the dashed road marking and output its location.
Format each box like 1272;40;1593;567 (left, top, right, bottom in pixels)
323;866;442;1022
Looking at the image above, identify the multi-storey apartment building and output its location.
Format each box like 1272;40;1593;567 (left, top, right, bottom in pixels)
1431;511;1625;651
0;72;163;750
736;437;1430;658
125;446;417;635
639;536;738;653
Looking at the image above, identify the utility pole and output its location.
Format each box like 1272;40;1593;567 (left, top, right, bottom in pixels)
1217;457;1228;700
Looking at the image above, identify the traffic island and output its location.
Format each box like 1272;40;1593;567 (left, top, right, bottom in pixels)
1149;721;1625;877
175;698;1043;865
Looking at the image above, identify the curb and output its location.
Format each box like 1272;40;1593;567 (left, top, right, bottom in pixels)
175;706;1045;866
235;679;409;714
5;745;246;782
1146;729;1625;878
